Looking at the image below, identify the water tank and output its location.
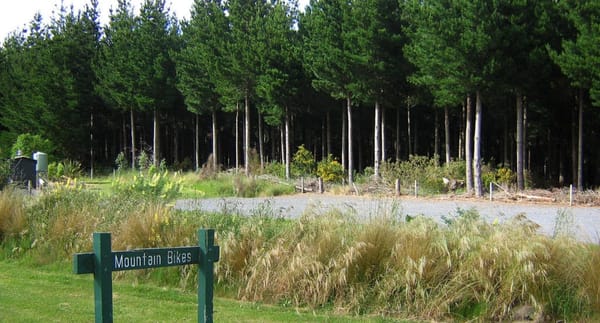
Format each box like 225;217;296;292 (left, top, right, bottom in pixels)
33;152;48;173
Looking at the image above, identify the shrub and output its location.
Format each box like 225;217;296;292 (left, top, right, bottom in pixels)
292;145;315;177
137;151;152;171
0;159;11;190
317;155;344;183
483;166;516;189
47;160;83;181
10;133;54;157
115;152;128;171
381;155;451;194
264;161;285;178
173;157;193;171
233;175;259;197
112;170;182;201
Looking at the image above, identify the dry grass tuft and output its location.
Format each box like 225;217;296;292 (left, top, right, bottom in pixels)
113;202;194;250
0;188;28;241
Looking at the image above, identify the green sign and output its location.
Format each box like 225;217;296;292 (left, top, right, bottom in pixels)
74;246;201;273
73;229;220;323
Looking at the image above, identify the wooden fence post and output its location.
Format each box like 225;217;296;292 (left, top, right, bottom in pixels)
93;232;113;323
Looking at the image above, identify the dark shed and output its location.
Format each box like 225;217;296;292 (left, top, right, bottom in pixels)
10;157;37;188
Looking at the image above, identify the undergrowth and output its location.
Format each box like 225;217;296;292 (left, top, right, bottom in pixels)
0;187;599;321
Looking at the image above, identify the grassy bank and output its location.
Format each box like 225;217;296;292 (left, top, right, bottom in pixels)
1;187;599;321
0;260;382;322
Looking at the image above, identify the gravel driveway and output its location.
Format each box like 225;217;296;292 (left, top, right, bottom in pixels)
175;194;600;243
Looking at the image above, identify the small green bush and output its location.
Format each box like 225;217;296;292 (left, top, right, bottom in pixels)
112;170;182;201
316;155;344;183
292;145;315;177
264;162;285;178
0;159;11;190
137;151;152;171
48;160;83;181
381;157;468;194
10;133;54;158
115;152;128;171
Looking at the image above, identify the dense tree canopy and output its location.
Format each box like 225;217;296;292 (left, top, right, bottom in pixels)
1;0;599;188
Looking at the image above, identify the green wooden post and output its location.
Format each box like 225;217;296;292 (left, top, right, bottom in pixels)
93;232;113;323
198;229;218;323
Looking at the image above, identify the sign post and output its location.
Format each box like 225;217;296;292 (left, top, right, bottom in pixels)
74;229;219;323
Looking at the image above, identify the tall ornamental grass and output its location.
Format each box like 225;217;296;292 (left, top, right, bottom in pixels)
215;207;600;321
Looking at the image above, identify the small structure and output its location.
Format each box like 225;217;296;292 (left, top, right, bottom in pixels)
10;156;37;188
33;151;48;174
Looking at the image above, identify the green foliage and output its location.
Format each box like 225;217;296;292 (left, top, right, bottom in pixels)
292;145;315;177
115;152;127;171
0;160;11;190
112;171;182;201
173;157;193;172
550;0;600;105
483;166;516;189
381;155;462;194
137;151;152;171
233;175;294;198
187;173;293;198
47;160;83;181
0;261;372;323
10;133;54;158
316;155;344;183
264;161;286;178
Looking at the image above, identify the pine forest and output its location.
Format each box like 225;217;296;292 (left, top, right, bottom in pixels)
1;0;599;192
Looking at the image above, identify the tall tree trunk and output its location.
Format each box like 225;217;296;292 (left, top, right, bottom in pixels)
434;109;439;164
465;95;473;194
195;114;200;171
235;103;240;171
258;110;264;170
130;109;136;169
473;91;483;197
503;111;509;167
381;106;386;163
444;106;451;165
244;93;250;176
571;102;577;186
90;111;94;178
407;102;412;156
374;100;381;177
459;102;465;161
347;96;354;184
524;97;528;170
212;110;218;170
516;93;524;190
326;110;331;156
396;107;400;161
577;88;584;191
342;104;347;171
153;108;159;167
280;126;285;164
285;106;291;180
122;115;127;158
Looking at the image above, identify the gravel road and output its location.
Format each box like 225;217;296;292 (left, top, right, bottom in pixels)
175;194;600;243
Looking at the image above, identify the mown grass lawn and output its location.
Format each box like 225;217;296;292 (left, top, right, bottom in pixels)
0;260;397;322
